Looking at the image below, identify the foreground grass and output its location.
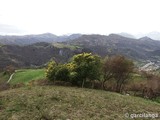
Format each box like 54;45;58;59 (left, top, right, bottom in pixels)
0;86;159;120
10;69;45;84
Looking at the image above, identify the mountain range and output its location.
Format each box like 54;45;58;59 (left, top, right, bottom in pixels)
1;33;160;70
119;31;160;40
65;34;160;61
0;33;82;45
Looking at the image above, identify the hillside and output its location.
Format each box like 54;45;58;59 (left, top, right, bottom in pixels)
0;33;82;45
0;86;159;120
118;32;136;39
65;34;160;62
0;43;76;70
1;34;160;70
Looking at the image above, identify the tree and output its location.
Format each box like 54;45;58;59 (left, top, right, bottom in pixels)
102;57;113;89
110;55;134;92
71;53;102;88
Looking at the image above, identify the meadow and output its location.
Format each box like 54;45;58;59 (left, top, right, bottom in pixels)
9;69;45;84
0;86;159;120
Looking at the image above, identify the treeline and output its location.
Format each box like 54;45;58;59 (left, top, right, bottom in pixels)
46;53;134;93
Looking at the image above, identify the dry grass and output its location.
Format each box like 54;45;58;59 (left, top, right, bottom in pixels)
0;86;159;120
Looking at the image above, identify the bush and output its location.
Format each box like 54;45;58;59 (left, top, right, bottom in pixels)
45;60;57;81
45;53;102;88
46;61;71;83
55;64;70;82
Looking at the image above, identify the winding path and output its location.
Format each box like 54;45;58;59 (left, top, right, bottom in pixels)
7;73;15;83
7;70;19;83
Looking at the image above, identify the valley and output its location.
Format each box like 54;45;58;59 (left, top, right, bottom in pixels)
1;0;160;119
0;33;160;120
1;33;160;70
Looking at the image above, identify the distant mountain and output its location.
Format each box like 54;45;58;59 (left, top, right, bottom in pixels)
118;32;136;39
0;42;75;70
138;36;153;41
1;34;160;70
146;31;160;40
135;31;160;40
65;34;160;61
0;33;82;45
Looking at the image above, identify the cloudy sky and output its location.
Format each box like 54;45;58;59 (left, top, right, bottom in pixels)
0;0;160;35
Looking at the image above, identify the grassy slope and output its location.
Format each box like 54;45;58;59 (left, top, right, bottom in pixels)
10;69;45;84
53;42;81;50
0;86;159;120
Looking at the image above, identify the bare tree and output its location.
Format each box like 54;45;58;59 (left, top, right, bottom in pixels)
103;55;134;92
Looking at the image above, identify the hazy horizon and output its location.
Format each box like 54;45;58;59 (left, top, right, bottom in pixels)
0;0;160;35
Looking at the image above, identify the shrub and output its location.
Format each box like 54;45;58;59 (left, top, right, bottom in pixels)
45;60;57;82
55;64;70;82
71;53;102;88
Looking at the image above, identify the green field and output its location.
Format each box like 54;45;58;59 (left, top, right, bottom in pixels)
10;69;45;84
0;86;159;120
1;68;149;87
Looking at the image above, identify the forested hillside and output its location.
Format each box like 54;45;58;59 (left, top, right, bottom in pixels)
1;34;160;70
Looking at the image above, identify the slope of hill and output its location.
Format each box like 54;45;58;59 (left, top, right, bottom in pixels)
65;34;160;61
0;42;76;70
1;34;160;70
0;86;159;120
118;32;136;39
0;33;82;45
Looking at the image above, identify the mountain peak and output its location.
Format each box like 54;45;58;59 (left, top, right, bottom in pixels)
134;31;160;40
139;36;152;41
108;33;130;39
118;32;136;39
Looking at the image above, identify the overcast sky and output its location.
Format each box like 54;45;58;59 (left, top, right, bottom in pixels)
0;0;160;35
